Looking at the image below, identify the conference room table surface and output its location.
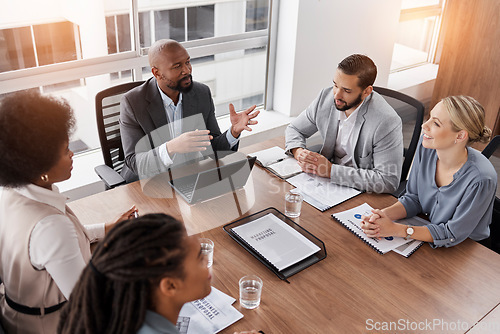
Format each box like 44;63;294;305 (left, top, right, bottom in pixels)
69;137;500;333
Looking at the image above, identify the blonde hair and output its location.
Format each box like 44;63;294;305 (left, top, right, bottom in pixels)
442;95;491;144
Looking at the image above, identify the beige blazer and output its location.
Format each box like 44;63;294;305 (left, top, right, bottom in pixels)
0;188;91;334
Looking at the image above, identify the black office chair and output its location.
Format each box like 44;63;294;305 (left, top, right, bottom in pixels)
94;81;145;189
480;135;500;253
373;86;425;198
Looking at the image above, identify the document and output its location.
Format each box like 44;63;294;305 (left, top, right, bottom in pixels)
177;287;243;334
332;203;413;254
248;146;302;179
231;213;321;271
287;173;361;211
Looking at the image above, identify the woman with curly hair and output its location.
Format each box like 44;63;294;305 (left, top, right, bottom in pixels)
0;90;137;333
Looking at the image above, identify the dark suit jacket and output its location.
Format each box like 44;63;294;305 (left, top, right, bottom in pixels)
119;77;237;182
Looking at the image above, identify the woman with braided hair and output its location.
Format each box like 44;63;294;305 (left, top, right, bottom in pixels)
58;213;212;334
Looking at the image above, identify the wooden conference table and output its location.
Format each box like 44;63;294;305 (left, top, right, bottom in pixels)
69;137;500;333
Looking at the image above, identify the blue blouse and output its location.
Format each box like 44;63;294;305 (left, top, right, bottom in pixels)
136;310;180;334
399;137;497;247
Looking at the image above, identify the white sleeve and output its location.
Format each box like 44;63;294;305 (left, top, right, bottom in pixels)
158;142;174;166
29;215;87;299
84;223;105;242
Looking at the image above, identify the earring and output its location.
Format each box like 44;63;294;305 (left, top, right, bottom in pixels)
40;174;49;182
454;139;457;144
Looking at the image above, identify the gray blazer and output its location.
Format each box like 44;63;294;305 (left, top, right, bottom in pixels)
119;78;237;182
285;88;403;193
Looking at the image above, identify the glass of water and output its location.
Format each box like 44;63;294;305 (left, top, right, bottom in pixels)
285;189;303;218
200;238;214;268
239;275;263;309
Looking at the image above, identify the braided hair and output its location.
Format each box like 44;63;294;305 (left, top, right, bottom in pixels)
58;214;188;334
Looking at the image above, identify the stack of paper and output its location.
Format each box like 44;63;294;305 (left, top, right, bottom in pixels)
287;173;361;211
177;287;243;334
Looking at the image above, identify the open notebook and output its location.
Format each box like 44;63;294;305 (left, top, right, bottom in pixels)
248;146;302;179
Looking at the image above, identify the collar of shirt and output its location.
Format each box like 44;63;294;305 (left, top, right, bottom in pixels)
139;310;179;334
14;184;67;214
157;82;183;118
337;98;364;124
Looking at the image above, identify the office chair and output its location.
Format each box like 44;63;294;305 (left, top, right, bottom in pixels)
94;81;145;189
373;86;425;198
480;135;500;253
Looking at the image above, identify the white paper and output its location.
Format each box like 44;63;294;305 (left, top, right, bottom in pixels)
332;203;411;254
177;287;243;334
231;213;321;271
288;173;361;211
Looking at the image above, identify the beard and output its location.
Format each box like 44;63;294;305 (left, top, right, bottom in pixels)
335;92;363;111
173;74;193;93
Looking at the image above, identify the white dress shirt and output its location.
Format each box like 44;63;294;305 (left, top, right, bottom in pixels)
18;184;105;299
333;100;364;166
156;84;238;167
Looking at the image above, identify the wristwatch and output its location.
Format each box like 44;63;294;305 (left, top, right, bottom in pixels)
404;226;414;240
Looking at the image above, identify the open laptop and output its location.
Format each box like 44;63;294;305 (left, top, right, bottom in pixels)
169;156;257;204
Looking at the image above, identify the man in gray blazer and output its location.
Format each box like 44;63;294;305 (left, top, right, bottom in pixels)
120;39;259;182
285;54;403;193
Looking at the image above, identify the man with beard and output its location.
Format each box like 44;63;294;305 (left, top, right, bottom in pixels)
285;54;403;193
119;39;259;182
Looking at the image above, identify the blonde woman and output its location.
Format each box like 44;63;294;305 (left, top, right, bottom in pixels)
361;96;496;247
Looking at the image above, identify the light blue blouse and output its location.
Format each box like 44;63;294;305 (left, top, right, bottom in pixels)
399;136;497;247
136;310;180;334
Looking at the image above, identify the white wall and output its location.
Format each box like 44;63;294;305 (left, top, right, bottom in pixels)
273;0;402;117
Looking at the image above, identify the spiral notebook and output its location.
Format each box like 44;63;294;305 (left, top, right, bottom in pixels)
332;203;424;255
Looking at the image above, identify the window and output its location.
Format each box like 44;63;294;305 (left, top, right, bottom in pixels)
246;0;269;32
106;14;132;54
0;21;80;72
390;0;445;72
0;0;274;155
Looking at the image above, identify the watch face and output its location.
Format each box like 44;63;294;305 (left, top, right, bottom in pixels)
407;227;414;235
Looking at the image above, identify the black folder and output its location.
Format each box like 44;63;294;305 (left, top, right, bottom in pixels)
223;207;327;280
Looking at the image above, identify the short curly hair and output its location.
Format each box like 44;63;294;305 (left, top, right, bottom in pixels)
0;90;75;187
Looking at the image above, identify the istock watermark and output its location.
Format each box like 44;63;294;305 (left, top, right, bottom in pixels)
365;318;500;332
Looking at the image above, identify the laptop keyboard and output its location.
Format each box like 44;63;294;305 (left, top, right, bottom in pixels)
175;180;196;200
